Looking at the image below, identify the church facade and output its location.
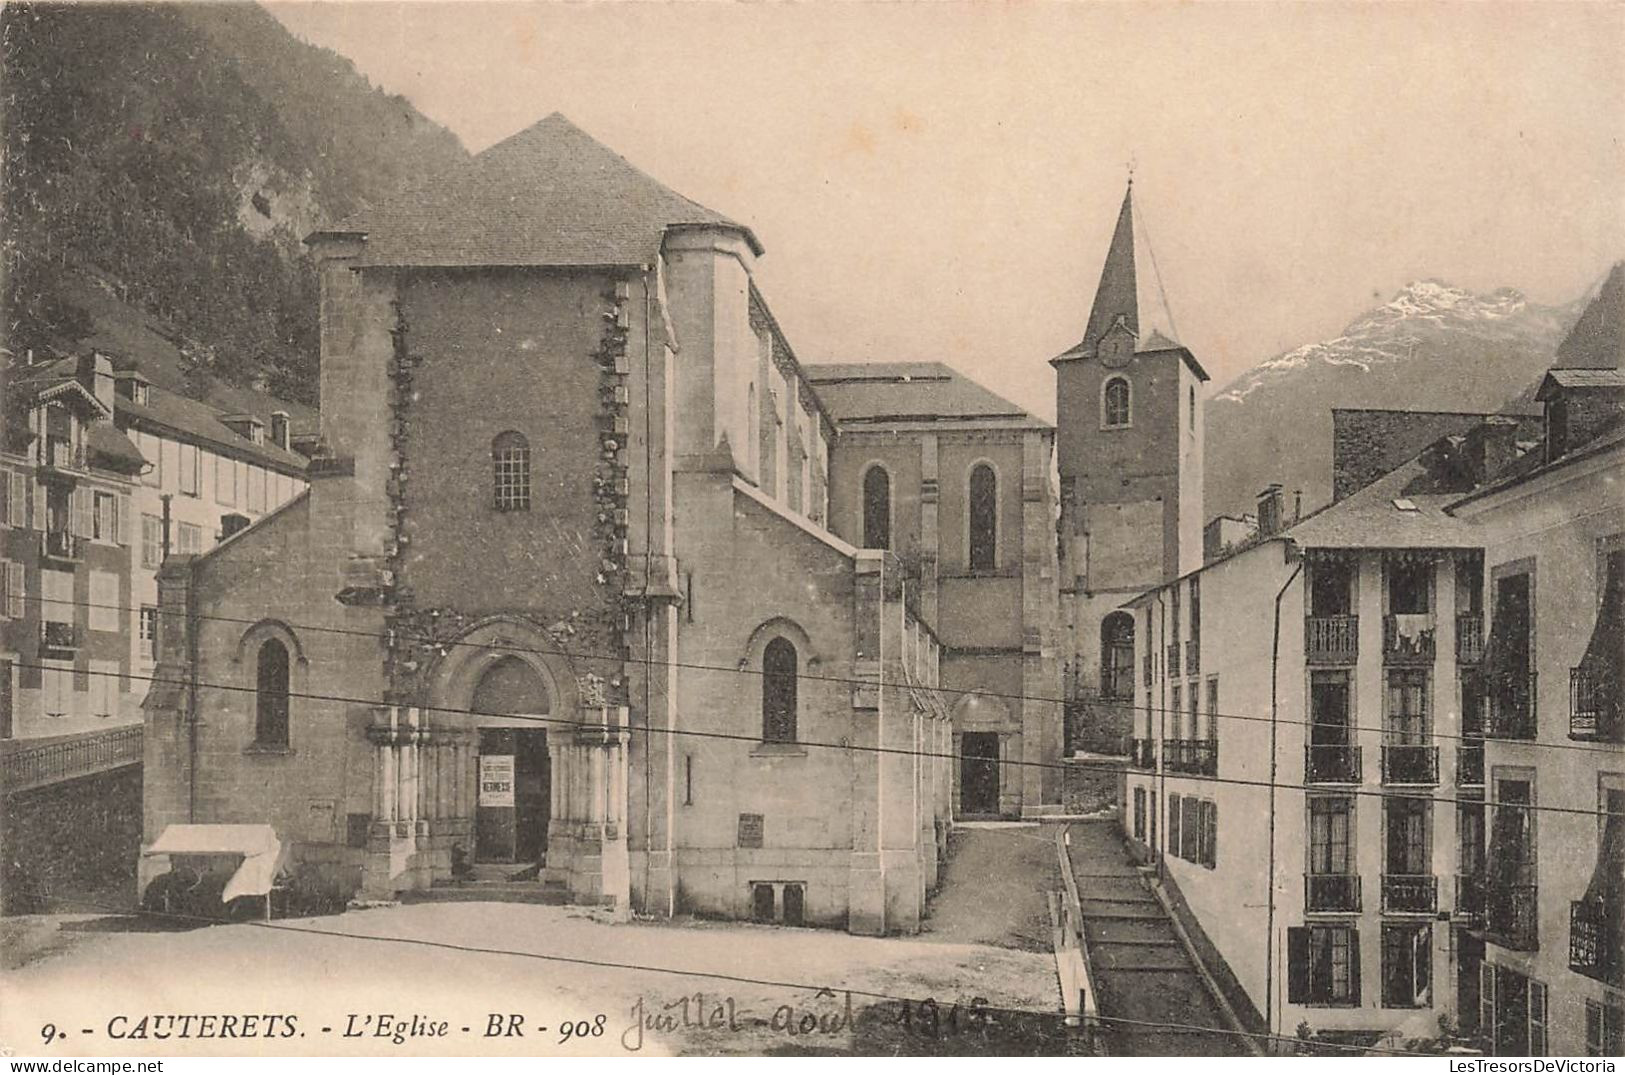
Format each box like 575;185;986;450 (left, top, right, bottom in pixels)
140;115;955;933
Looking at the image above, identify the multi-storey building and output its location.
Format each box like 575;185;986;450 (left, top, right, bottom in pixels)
1448;363;1623;1057
142;114;954;933
1054;183;1209;752
1122;417;1527;1045
1;353;146;739
108;364;307;681
807;362;1063;816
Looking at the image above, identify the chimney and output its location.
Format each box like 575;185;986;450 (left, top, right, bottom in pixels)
219;513;251;541
1257;484;1284;537
77;352;116;412
1467;416;1521;482
270;411;290;451
1293;489;1303;523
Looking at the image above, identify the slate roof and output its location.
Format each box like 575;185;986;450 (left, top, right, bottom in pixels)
87;423;148;472
803;362;1050;428
1284;457;1477;549
1535;367;1625;399
116;390;307;474
321;113;761;268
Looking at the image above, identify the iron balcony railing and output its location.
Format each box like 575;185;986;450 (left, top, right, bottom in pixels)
1162;738;1218;777
1185;639;1200;676
1305;615;1359;665
1;725;143;793
1382;873;1439;914
1456;742;1485;787
1455;874;1486;927
1381;743;1440;786
41;620;79;652
1570;897;1623;987
37;436;87;474
1305;873;1361;913
1305;744;1362;784
1383;615;1437;664
41;529;83;562
1456;613;1485;664
1488;673;1538;740
1487;881;1539;951
1570;667;1622;743
1128;737;1156;770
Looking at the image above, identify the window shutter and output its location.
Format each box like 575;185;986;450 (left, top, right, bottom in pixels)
1529;980;1547;1056
6;562;22;619
115;493;129;545
0;470;7;527
9;470;22;527
0;560;9;619
1286;927;1310;1004
1348;928;1362;1006
1206;801;1218;867
71;488;90;537
32;481;44;530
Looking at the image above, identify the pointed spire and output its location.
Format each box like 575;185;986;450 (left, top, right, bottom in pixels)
1078;183;1139;357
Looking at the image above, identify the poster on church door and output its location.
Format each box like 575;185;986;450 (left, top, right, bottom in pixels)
478;754;515;808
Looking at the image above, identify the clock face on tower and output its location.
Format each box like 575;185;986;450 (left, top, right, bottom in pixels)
1100;328;1133;368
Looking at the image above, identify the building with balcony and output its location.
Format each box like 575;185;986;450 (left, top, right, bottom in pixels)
1120;411;1536;1046
1446;336;1624;1055
2;353;146;739
106;361;309;680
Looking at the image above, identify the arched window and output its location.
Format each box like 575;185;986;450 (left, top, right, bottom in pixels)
1102;377;1131;429
862;464;891;549
762;637;798;743
968;463;997;572
492;431;530;511
1100;612;1136;700
255;639;290;747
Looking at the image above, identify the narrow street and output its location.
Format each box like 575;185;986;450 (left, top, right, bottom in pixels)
1065;820;1253;1056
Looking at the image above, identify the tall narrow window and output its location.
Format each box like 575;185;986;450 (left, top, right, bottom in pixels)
255;639;290;748
762;637;798;743
968;464;997;571
492;431;531;511
861;465;890;549
1102;376;1131;428
1100;612;1136;699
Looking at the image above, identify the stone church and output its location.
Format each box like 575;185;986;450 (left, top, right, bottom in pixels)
140;114;1003;933
1053;184;1209;750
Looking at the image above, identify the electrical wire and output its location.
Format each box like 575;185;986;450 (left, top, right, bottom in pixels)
7;659;1615;820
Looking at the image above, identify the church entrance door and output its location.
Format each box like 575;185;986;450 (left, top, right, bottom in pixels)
475;727;550;863
960;732;1000;816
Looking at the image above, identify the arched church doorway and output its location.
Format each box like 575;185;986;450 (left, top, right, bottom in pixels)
470;656;552;864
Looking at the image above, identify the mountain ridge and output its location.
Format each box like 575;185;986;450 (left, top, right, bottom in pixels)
1203;277;1588;520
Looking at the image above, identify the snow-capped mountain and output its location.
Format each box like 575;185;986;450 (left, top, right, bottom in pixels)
1204;280;1583;520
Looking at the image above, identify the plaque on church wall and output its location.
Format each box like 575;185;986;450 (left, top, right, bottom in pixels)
478;754;515;807
737;813;764;849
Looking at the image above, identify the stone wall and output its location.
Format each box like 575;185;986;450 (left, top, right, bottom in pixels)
4;766;142;914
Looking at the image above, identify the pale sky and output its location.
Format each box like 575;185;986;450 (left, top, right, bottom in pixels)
266;1;1624;421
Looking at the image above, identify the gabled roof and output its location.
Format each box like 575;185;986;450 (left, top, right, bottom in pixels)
318;113;760;268
116;390;307;474
1284;459;1479;550
1534;367;1625;399
803;361;1050;429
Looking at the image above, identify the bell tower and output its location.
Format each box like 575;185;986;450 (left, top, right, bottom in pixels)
1053;182;1208;745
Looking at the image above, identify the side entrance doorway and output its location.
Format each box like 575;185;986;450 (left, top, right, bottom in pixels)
475;727;550;864
960;731;1000;816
